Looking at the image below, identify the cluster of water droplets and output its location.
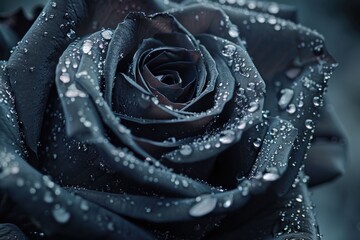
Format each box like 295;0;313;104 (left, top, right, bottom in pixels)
57;29;113;107
0;152;19;179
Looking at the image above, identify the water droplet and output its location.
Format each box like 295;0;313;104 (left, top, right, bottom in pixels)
248;1;256;9
67;29;76;39
253;138;262;148
274;24;281;31
151;97;159;105
16;178;24;187
278;88;294;110
256;15;266;23
181;179;189;188
237;121;247;130
219;130;236;144
82;40;93;54
263;172;280;181
101;30;113;40
286;67;301;79
59;72;70;83
43;191;54;203
80;201;89;211
189;196;217;217
222;44;236;57
312;96;321;107
228;24;239;38
179;145;193;156
10;166;19;174
238;179;251;196
65;84;86;98
248;101;259;113
268;4;280;14
295;194;303;203
305;119;314;130
52;206;71;224
286;104;296;114
107;222;115;231
223;196;233;208
268;16;277;25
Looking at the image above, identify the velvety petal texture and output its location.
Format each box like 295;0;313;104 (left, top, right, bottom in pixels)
0;0;346;239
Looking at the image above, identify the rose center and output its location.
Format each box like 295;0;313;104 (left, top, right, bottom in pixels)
138;48;201;104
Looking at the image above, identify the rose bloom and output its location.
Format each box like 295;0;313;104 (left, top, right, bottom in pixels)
0;0;346;239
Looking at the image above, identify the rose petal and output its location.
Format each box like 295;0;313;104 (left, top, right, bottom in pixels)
7;0;88;152
0;223;28;240
54;29;214;198
208;176;319;239
306;102;347;186
202;0;298;22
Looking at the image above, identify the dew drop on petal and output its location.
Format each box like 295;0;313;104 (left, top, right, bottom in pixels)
228;24;239;38
179;145;193;156
151;97;159;105
286;104;297;114
65;84;86;98
278;88;294;110
305;119;314;130
67;29;76;39
189;196;217;217
101;30;113;40
237;121;247;130
237;179;251;196
43;191;54;203
219;130;236;144
82;40;93;54
295;194;303;203
16;178;24;187
248;101;259;113
312;96;321;107
107;222;115;231
222;44;236;57
256;15;266;23
59;73;70;83
52;206;71;224
223;196;233;208
253;138;262;148
274;25;281;31
181;179;189;188
268;3;280;14
80;201;89;211
263;172;280;181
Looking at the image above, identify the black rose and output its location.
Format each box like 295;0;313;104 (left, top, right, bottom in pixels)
0;0;346;239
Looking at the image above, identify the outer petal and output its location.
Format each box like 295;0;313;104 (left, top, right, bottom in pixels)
200;1;340;192
0;64;154;239
7;0;88;153
0;223;28;240
206;174;320;240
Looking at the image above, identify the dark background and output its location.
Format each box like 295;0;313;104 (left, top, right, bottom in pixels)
1;0;359;239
